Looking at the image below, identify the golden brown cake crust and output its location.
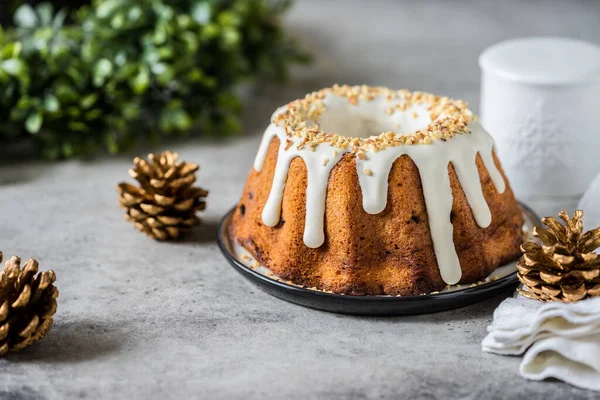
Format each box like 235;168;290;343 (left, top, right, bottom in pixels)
231;137;524;296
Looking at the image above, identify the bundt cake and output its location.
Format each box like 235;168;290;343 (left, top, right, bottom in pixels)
231;85;524;296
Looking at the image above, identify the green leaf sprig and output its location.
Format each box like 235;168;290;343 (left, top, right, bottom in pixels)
0;0;309;159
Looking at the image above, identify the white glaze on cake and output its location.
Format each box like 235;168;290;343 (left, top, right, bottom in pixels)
257;123;346;248
253;92;505;285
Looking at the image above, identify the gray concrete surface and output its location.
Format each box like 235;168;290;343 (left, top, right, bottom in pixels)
1;1;600;399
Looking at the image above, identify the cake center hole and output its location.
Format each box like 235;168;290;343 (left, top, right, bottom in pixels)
316;94;433;139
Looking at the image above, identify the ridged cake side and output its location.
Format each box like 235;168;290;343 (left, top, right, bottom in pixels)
230;136;524;296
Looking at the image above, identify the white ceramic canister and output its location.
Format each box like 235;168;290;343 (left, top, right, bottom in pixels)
479;37;600;217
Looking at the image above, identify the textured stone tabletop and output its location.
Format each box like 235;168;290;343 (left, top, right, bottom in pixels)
1;1;599;399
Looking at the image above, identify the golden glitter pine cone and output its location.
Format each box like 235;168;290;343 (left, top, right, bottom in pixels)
0;252;58;355
517;210;600;303
118;151;208;240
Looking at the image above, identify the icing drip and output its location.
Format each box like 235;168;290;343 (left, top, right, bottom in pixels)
354;123;502;284
253;124;279;173
254;107;287;172
260;124;345;248
254;104;505;284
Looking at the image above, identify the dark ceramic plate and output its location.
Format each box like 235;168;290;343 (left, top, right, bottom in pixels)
217;203;540;316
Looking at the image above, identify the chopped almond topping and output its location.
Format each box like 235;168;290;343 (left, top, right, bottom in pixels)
273;85;475;154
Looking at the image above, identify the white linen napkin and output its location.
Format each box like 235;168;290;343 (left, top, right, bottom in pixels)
482;295;600;391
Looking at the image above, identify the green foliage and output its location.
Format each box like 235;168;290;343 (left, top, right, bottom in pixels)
0;1;308;159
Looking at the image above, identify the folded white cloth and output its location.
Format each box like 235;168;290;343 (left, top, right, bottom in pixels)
483;295;600;391
520;335;600;391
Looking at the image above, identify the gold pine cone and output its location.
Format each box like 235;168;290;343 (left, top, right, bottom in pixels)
517;210;600;303
0;252;58;355
117;151;208;240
